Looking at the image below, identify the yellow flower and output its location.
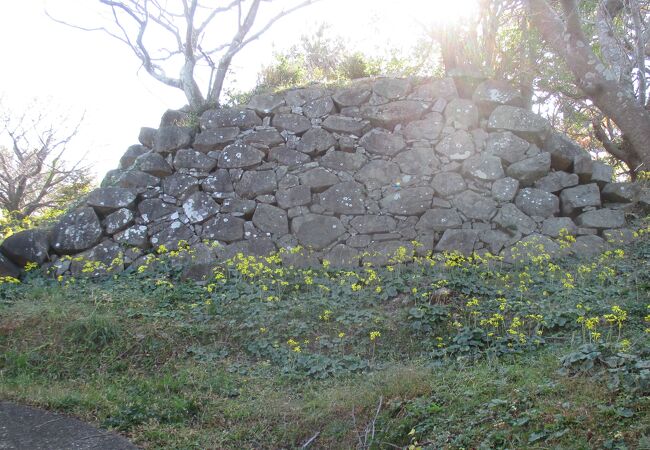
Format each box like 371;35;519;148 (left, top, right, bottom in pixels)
369;331;381;341
338;332;345;338
620;339;631;351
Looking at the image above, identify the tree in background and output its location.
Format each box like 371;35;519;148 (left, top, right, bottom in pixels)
0;102;92;237
50;0;320;111
255;23;437;93
427;0;650;178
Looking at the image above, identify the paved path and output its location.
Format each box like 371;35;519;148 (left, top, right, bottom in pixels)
0;402;138;449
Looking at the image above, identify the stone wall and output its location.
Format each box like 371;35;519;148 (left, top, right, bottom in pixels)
0;76;645;278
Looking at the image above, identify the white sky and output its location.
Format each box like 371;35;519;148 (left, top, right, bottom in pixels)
0;0;476;181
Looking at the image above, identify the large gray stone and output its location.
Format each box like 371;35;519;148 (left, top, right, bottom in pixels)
242;128;285;147
534;171;579;193
485;131;530;164
103;208;134;235
409;78;458;101
506;152;551;185
201;108;261;129
218;143;265;169
173;149;217;172
285;87;330;107
50;207;103;254
135;152;173;177
70;240;123;276
119;144;149;169
602;182;640;203
235;170;277;199
560;184;601;215
182;191;220;224
193;127;240;152
591;161;614;186
543;132;584;171
201;169;234;194
356;160;401;188
298;167;340;192
487;105;551;141
150;222;196;249
319;182;366;215
138;127;156;148
541;217;578;237
252;204;289;235
0;254;20;278
162;173;200;201
480;229;517;254
297;128;336;155
462;153;504;181
576;209;625;229
202;215;245;243
138;198;178;222
272;113;312;134
303;96;334;118
276;185;312;209
491;177;519;202
295;215;345;250
571;235;608;258
114;225;149;249
403;114;444;141
359;129;406;156
493;204;536;235
1;229;50;266
444;98;479;129
322;115;371;136
360;100;429;128
221;198;256;217
332;86;372;107
269;146;311;167
373;78;411;99
434;229;479;255
247;93;285;114
320;151;367;171
324;244;359;267
113;170;160;191
514;188;559;218
86;187;137;214
394;147;440;176
153;126;193;153
350;215;397;234
380;187;434;216
453;190;498;221
416;208;463;231
472;79;524;115
435;130;475;160
431;172;467;197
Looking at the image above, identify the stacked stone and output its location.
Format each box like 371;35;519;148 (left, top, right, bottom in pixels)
0;76;644;278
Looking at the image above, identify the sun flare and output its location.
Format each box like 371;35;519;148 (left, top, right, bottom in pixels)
418;0;479;25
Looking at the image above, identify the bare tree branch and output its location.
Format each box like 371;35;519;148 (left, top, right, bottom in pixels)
50;0;321;110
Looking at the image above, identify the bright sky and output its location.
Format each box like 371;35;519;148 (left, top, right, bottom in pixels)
0;0;477;181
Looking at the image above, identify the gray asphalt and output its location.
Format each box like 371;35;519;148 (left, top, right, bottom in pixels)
0;402;138;450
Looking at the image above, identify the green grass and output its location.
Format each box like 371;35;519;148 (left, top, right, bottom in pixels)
1;223;649;449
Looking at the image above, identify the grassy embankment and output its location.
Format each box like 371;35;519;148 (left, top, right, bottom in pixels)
1;223;649;449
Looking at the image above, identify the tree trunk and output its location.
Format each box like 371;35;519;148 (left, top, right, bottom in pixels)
527;0;650;174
